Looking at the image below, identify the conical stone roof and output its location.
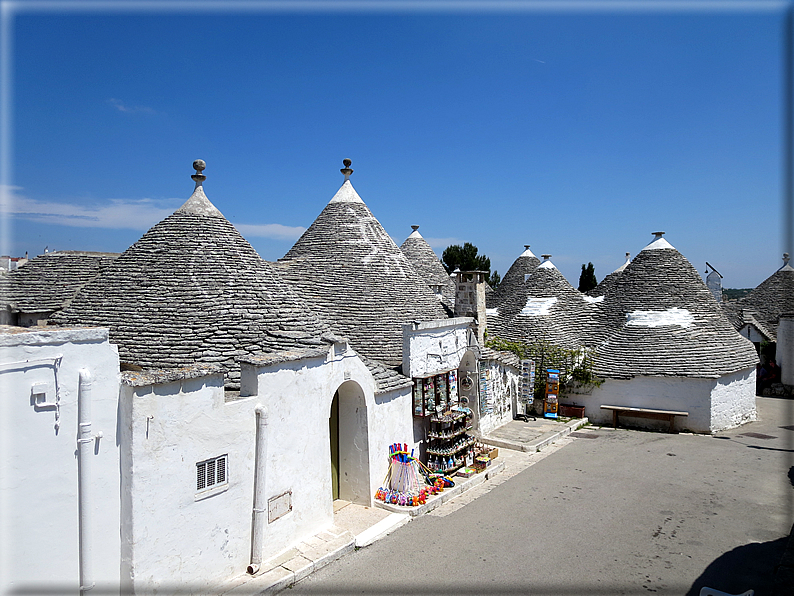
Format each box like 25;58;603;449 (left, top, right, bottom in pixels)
278;165;447;368
588;252;631;299
591;234;758;379
52;163;330;388
721;254;794;342
400;226;456;308
487;257;596;349
0;251;119;314
487;245;541;308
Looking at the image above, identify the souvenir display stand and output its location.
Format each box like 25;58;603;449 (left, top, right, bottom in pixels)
374;442;500;508
412;369;474;474
374;444;455;507
412;370;457;417
427;409;475;474
518;359;536;420
544;368;559;418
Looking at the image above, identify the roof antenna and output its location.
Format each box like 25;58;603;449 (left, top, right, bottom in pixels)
192;159;206;189
341;158;353;181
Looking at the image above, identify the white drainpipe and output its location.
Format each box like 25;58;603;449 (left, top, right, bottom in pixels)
247;405;268;575
77;369;99;594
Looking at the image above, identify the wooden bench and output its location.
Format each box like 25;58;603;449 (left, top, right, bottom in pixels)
600;405;689;433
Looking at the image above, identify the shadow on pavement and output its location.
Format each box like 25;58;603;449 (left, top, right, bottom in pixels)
686;536;788;596
688;465;794;596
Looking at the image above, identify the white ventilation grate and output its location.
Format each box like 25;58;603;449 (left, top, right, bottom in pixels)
196;455;228;492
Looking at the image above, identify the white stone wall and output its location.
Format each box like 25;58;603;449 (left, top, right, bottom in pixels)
120;372;254;592
739;324;766;344
585;370;756;433
246;345;414;563
402;318;473;379
475;358;519;435
1;327;121;594
709;367;757;431
120;342;414;591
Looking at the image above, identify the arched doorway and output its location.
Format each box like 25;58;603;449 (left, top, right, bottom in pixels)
329;381;371;505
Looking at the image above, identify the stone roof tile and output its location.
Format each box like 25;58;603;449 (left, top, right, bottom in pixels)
722;256;794;341
0;251;120;313
487;246;540;309
487;257;596;349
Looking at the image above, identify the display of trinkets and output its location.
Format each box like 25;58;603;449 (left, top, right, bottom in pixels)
545;368;559;418
426;408;473;474
412;370;458;417
374;443;454;507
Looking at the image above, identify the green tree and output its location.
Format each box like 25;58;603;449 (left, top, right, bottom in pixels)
442;242;491;274
578;262;597;292
488;270;501;289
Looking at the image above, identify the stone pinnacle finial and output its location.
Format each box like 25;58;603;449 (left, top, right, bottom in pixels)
411;225;420;232
192;159;207;187
652;231;665;239
524;245;530;250
341;158;353;181
784;253;791;266
541;254;551;260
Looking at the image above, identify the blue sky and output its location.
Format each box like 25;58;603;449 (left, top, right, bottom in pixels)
1;1;788;289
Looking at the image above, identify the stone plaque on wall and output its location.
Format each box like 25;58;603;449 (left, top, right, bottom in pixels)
268;491;292;523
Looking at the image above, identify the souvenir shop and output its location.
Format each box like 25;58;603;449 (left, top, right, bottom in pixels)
375;361;497;508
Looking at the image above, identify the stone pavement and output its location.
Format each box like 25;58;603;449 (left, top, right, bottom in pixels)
218;415;586;595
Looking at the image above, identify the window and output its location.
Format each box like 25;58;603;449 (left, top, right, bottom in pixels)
196;455;228;493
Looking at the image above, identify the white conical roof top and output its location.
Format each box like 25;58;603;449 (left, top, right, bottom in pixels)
329;179;365;204
642;232;675;251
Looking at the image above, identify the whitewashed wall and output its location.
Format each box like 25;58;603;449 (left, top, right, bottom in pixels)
402;317;473;379
120;340;413;591
585;368;757;433
739;324;766;344
1;327;121;595
244;344;413;564
119;370;254;593
709;368;757;431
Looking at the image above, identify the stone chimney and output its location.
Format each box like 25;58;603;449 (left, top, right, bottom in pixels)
454;270;487;344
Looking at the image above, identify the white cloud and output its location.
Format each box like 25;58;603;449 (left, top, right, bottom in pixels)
108;98;156;114
233;223;306;241
2;185;177;230
1;185;305;241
